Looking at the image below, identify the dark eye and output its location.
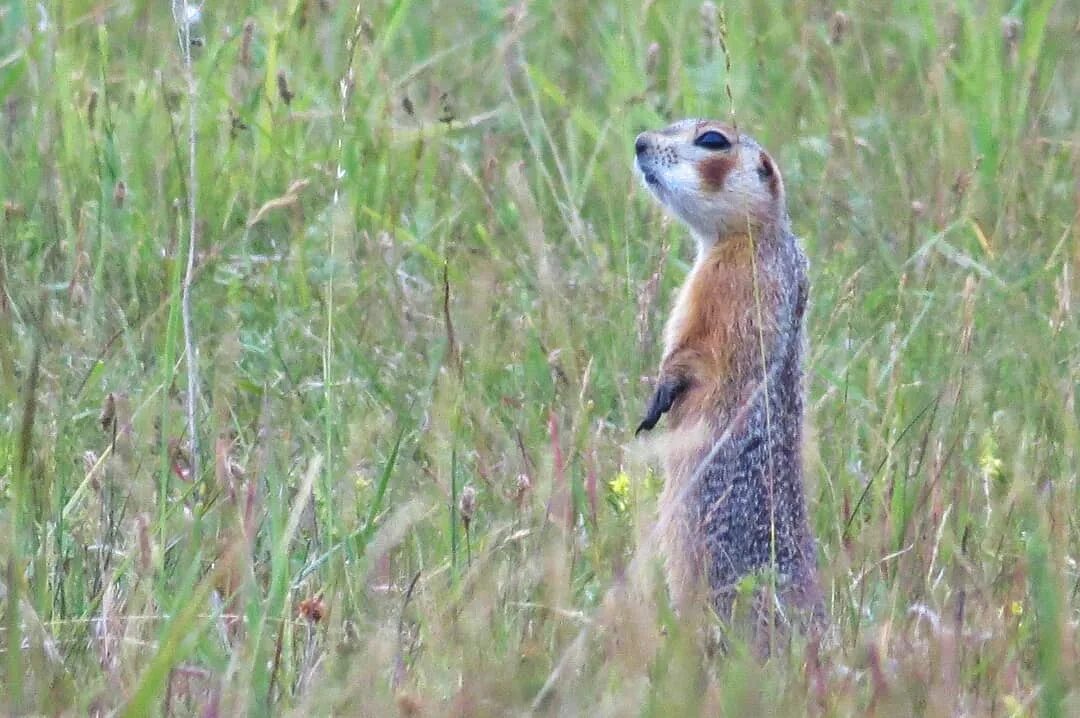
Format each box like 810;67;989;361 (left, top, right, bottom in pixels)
694;131;731;151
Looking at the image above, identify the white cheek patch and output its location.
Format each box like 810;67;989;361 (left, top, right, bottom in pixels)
644;158;712;240
660;161;703;195
723;170;760;205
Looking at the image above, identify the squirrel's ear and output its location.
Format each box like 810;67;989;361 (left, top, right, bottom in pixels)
756;150;774;178
757;150;781;197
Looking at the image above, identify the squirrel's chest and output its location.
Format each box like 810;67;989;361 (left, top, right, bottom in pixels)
661;245;783;427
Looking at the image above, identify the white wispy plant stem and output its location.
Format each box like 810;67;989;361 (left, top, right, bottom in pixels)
172;0;200;482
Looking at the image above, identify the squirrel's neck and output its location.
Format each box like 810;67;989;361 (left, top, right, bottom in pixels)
693;232;756;271
692;222;787;263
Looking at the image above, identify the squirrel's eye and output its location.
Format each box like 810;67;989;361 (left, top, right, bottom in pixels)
694;131;731;151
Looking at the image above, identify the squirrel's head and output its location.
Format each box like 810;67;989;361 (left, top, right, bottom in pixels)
635;120;787;250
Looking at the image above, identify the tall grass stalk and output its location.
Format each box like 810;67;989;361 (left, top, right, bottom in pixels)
171;0;200;483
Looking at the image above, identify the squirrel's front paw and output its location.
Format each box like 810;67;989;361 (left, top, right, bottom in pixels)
636;376;688;435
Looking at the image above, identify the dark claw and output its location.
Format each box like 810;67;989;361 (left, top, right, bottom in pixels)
635;416;657;436
635;376;688;435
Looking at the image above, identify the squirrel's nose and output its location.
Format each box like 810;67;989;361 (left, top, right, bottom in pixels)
635;134;648;156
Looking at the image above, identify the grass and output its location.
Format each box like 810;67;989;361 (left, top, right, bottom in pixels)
1;0;1077;715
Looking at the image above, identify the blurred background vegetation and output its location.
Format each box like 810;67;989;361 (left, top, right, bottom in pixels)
0;0;1077;714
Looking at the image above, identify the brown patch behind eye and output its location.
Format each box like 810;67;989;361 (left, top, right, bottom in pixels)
698;155;735;191
758;151;781;197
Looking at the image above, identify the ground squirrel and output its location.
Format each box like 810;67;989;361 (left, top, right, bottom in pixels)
634;119;822;629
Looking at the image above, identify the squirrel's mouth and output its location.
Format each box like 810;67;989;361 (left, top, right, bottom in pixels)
636;156;661;188
637;163;661;188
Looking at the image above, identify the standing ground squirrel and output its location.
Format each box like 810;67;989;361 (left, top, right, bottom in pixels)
634;119;823;628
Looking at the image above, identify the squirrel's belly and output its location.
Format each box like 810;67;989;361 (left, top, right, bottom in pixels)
656;418;713;612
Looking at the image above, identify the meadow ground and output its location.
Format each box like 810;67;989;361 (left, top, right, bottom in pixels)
1;1;1077;715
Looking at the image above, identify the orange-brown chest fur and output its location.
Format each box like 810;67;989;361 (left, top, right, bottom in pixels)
661;234;784;430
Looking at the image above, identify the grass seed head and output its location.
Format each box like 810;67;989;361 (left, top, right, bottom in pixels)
460;485;477;530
